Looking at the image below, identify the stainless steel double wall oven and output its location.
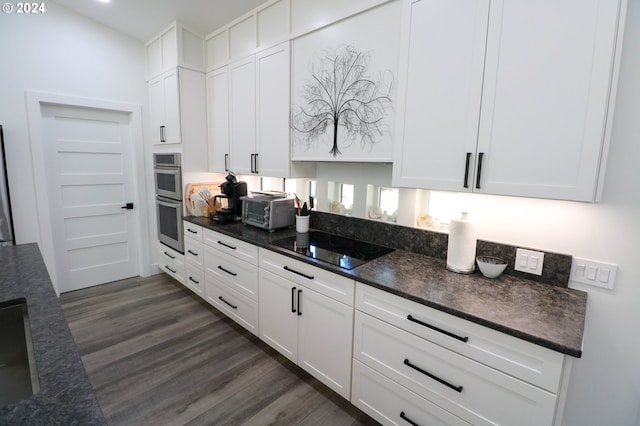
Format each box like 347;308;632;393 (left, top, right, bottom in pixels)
154;153;183;253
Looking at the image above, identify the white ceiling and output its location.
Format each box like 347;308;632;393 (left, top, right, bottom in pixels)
52;0;268;42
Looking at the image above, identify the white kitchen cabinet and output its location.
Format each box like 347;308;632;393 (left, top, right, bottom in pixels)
393;0;625;202
352;283;571;426
229;56;257;175
148;67;208;170
206;67;230;173
392;0;488;193
158;242;185;284
258;249;355;399
146;21;205;79
255;42;293;178
149;69;181;145
183;223;204;297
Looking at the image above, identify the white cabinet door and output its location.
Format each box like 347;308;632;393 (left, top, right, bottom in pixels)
148;69;181;145
162;68;181;145
297;284;353;399
206;67;230;173
258;269;298;363
229;56;256;175
392;0;489;192
255;42;291;178
476;0;622;201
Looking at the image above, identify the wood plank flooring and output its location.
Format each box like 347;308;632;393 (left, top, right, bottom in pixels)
60;274;379;426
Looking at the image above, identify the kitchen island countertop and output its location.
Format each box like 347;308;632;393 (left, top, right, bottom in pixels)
184;216;587;357
0;243;106;424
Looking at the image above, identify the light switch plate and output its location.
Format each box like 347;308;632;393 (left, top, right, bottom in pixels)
570;257;617;289
515;248;544;276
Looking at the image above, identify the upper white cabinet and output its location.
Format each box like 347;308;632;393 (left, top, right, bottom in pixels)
228;56;257;175
206;67;230;173
148;67;208;170
146;21;205;79
393;0;625;202
205;0;291;70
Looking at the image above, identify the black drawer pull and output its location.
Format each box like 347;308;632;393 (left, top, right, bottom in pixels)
463;152;472;188
284;266;314;280
218;296;237;309
291;287;297;313
217;240;236;250
187;250;198;256
404;358;463;393
218;265;237;277
188;276;200;284
165;265;176;274
475;152;484;189
163;251;175;260
187;228;198;234
400;411;419;426
297;289;302;316
407;315;468;343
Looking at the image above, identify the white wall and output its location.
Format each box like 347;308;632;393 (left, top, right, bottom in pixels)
0;3;148;280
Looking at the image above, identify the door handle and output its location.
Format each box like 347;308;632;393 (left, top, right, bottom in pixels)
121;202;134;210
224;153;229;171
160;125;166;143
475;152;484;189
463;152;472;188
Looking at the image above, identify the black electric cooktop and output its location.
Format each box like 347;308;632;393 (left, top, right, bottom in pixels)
270;231;394;270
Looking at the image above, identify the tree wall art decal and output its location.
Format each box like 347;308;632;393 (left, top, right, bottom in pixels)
291;45;393;157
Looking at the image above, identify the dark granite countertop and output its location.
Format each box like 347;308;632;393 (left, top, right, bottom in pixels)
0;244;106;425
185;216;587;357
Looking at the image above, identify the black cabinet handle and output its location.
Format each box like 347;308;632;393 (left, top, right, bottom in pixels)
250;154;255;173
475;152;484;189
297;289;302;316
188;276;200;284
165;265;176;273
254;153;259;174
217;240;236;250
163;251;175;260
224;153;229;171
403;358;463;393
218;296;237;309
291;287;297;313
406;315;468;343
218;265;237;277
463;152;472;188
160;125;166;142
284;266;314;280
187;228;198;234
400;411;419;426
187;250;198;256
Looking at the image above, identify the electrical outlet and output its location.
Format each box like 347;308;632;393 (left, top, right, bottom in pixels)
514;248;544;276
570;257;617;289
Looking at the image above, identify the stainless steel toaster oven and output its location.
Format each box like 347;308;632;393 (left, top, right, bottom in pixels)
241;196;296;232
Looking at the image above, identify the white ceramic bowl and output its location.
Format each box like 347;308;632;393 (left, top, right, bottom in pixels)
476;256;508;279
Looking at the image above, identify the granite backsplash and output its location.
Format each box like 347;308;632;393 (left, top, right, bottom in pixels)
310;211;572;288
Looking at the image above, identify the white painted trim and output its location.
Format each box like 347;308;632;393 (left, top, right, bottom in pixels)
25;91;151;294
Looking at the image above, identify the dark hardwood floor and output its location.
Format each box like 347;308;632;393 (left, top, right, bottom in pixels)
60;274;379;426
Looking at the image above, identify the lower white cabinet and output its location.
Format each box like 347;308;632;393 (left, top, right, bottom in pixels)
184;223;205;297
158;243;185;284
258;251;355;400
352;284;569;426
205;277;259;335
352;360;470;426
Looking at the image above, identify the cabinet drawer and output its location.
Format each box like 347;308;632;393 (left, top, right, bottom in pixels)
203;229;258;265
184;264;205;297
183;222;204;242
354;311;557;426
355;283;564;392
205;245;258;301
158;245;185;283
259;248;355;306
352;360;471;426
185;239;204;268
205;276;259;336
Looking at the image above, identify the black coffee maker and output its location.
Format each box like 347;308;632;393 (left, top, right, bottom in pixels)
211;172;247;223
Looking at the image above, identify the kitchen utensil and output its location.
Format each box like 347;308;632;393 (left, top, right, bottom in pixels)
476;256;508;279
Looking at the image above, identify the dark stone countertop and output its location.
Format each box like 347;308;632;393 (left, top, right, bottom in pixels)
185;216;587;357
0;244;106;425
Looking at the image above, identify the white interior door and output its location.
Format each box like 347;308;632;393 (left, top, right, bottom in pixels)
39;103;140;292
